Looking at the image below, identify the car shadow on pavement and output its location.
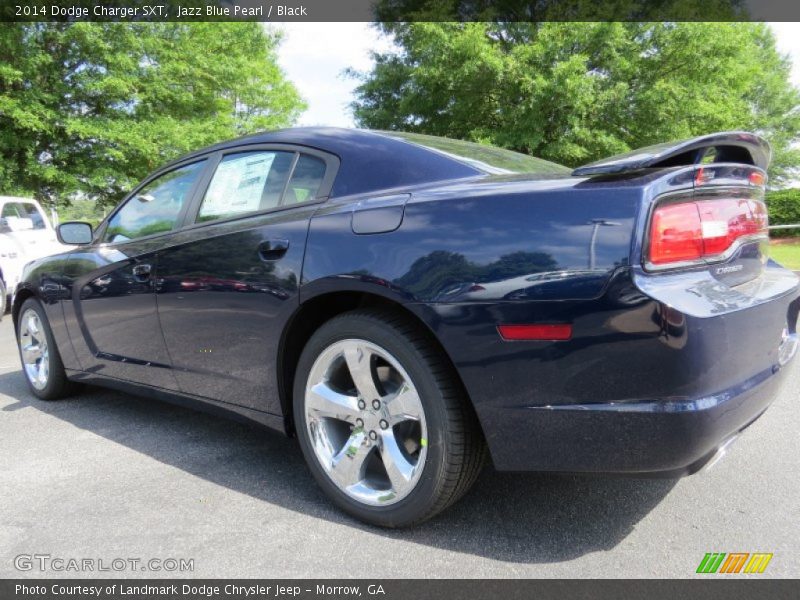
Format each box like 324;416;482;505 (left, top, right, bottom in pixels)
0;370;677;564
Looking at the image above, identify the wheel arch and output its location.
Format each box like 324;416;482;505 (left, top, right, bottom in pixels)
11;285;36;332
278;289;478;438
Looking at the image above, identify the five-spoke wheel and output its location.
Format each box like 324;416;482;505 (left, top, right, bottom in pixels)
16;298;76;400
305;339;428;505
19;307;50;391
294;309;486;527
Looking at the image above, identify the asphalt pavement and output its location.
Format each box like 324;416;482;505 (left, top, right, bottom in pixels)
0;317;797;578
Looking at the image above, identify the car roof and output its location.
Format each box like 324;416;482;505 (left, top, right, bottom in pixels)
174;127;388;158
168;127;483;198
0;196;37;203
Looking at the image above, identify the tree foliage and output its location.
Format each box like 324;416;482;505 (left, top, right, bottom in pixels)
373;0;746;22
766;188;800;236
0;23;305;208
352;22;800;184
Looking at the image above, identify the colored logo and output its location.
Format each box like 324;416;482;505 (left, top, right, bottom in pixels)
696;552;773;574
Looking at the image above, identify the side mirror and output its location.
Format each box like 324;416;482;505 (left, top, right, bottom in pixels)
57;221;93;245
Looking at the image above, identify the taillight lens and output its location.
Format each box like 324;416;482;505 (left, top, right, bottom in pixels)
497;324;573;341
649;203;704;264
648;197;767;268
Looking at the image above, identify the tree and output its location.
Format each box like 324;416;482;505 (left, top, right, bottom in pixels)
766;188;800;236
351;22;800;185
0;23;305;208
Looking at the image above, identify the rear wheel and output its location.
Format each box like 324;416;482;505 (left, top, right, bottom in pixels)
293;309;486;527
17;298;77;400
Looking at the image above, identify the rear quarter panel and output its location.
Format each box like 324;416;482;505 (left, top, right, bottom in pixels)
302;178;644;427
303;178;641;303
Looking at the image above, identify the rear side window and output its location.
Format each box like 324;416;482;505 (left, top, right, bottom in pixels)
197;151;295;223
1;202;46;230
105;160;206;243
285;155;326;205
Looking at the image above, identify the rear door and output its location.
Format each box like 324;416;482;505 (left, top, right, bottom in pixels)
62;159;209;389
155;145;336;413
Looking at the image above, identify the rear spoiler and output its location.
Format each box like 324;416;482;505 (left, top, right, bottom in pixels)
572;131;770;177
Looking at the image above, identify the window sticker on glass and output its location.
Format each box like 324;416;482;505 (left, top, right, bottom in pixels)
201;153;276;218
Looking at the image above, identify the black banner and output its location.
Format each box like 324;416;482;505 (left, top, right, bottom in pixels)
4;0;800;23
1;579;798;600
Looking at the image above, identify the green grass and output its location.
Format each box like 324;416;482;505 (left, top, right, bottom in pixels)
770;239;800;270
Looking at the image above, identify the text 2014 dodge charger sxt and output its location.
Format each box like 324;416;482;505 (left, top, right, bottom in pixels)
12;129;799;527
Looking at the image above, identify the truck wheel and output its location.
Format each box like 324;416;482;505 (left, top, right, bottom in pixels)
16;298;77;400
293;309;486;527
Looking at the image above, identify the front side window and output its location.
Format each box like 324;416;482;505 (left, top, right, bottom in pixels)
197;151;295;223
105;160;206;243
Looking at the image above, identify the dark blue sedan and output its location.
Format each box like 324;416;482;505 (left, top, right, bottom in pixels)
12;129;799;527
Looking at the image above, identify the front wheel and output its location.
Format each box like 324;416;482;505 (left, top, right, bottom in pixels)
16;298;77;400
293;309;486;527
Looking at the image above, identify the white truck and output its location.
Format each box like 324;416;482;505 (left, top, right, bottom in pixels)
0;196;69;316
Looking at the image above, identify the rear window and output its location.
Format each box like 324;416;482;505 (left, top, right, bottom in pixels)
383;131;570;176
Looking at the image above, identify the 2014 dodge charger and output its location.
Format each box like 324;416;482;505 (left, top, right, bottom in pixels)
12;129;799;527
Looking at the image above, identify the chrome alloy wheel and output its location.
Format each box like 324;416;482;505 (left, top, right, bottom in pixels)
19;308;50;390
304;339;428;506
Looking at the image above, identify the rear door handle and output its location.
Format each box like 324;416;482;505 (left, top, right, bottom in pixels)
258;239;289;261
132;263;152;282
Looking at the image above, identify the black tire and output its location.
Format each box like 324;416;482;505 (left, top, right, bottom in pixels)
16;297;78;401
0;279;6;318
293;309;486;527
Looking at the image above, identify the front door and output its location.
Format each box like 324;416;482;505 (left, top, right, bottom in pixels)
62;159;208;388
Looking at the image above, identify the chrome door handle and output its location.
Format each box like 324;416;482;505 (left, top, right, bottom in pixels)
258;239;289;261
132;263;152;282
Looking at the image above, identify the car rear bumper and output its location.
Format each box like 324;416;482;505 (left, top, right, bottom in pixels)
416;264;799;475
486;359;790;475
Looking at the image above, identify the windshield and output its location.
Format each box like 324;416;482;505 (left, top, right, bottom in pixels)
382;131;570;176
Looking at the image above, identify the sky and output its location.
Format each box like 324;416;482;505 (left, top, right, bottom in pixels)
273;23;394;127
275;22;800;128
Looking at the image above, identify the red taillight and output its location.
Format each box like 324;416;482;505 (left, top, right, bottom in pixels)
648;197;768;268
748;171;766;186
497;324;573;341
649;202;704;264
